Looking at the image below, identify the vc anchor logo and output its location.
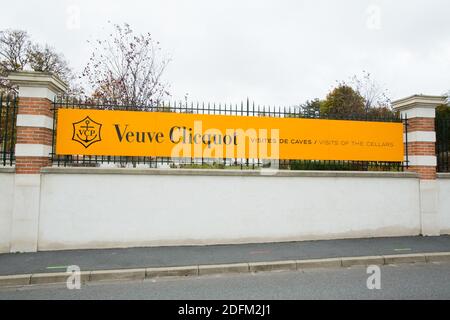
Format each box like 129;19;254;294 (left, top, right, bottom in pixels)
72;116;102;148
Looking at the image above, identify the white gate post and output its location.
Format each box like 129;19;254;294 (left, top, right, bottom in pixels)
7;71;67;252
393;95;447;236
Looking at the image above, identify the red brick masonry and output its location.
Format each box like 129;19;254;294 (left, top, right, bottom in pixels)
15;157;51;174
404;118;436;180
16;127;53;146
17;97;53;118
407;118;434;132
406;142;435;156
15;97;53;174
407;166;436;180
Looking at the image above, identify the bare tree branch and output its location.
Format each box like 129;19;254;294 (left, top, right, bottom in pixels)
350;71;391;110
83;22;170;107
0;29;79;95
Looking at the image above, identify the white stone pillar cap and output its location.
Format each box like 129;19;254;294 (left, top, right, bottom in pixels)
7;71;68;101
392;95;447;119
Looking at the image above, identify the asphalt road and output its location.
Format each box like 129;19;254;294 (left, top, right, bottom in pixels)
2;236;450;275
1;261;450;300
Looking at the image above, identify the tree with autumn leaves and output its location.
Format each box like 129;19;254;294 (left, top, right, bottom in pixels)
300;72;396;119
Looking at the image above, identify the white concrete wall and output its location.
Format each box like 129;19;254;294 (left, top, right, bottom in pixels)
438;177;450;235
37;170;422;251
0;172;15;253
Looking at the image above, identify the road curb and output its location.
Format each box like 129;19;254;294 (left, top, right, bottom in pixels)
383;253;427;265
146;265;199;278
1;251;450;288
341;256;385;267
30;272;90;285
425;252;450;262
296;257;342;269
249;260;297;273
198;263;249;276
89;268;146;282
0;274;31;287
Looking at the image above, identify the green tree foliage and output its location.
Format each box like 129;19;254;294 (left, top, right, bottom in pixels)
436;103;450;118
317;74;396;118
300;99;323;118
315;72;395;119
366;106;396;118
320;85;365;116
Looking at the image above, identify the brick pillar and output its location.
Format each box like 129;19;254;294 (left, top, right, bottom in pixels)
393;95;447;236
15;97;54;173
7;71;67;252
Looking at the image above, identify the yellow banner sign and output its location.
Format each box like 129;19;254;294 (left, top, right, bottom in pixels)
55;108;404;161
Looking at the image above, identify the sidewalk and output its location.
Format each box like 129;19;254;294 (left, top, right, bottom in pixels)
1;236;450;276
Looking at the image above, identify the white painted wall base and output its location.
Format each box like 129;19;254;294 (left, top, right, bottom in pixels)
419;180;440;236
2;169;449;252
0;172;14;253
10;174;41;253
438;177;450;235
37;170;421;251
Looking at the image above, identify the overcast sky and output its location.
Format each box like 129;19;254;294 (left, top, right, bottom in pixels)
1;0;449;105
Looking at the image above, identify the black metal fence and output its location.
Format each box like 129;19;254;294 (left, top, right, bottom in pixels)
436;116;450;172
0;94;18;166
51;96;406;171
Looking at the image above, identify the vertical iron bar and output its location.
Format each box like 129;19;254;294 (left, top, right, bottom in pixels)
0;94;3;165
404;115;409;169
51;98;58;166
9;95;17;166
3;95;10;166
246;97;249;116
